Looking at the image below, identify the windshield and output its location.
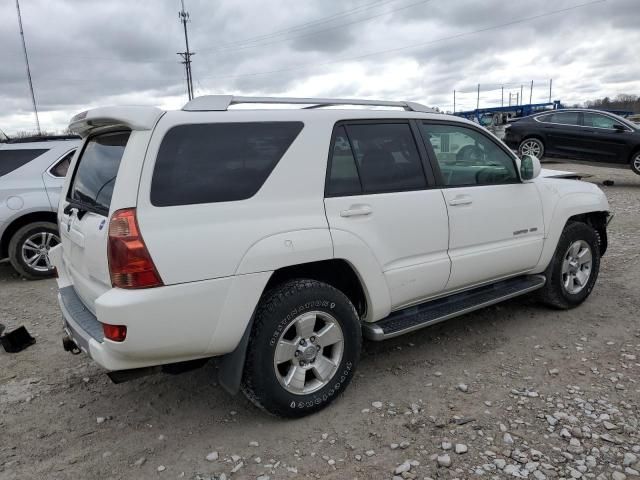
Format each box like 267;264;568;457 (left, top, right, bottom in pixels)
67;131;130;215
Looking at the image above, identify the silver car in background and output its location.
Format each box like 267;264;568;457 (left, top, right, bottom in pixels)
0;135;79;278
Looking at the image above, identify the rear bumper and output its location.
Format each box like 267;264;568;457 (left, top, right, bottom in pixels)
51;247;272;371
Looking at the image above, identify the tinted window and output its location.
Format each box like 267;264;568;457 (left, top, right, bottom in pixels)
535;113;553;123
326;126;361;196
344;123;426;193
50;150;75;177
69;131;130;214
420;123;518;186
151;122;303;206
549;112;580;126
583;112;619;129
0;148;48;177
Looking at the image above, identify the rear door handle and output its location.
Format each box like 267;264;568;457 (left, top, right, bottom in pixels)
448;195;473;206
340;205;372;217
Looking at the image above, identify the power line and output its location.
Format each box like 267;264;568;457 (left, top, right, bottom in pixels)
198;0;605;82
208;0;400;51
200;0;434;55
15;0;40;135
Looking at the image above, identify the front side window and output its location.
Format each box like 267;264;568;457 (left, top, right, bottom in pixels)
50;150;75;177
68;131;130;214
151;122;303;206
420;123;518;187
583;112;620;129
0;148;48;177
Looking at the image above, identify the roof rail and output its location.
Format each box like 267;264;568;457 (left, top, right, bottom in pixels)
182;95;435;113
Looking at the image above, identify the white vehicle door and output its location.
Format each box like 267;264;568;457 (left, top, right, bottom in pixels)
42;148;75;209
419;121;544;291
58;131;131;312
324;121;451;310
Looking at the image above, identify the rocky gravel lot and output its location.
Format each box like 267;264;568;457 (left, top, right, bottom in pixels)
1;161;639;480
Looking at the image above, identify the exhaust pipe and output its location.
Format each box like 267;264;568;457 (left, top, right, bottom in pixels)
62;335;81;355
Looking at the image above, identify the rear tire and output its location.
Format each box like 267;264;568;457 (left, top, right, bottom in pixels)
241;279;361;418
519;137;545;159
8;222;60;280
631;150;640;175
537;222;600;309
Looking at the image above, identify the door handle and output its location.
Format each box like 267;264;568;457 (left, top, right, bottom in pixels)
448;196;473;206
340;205;372;217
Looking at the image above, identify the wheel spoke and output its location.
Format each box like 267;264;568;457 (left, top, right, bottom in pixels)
27;253;43;266
570;242;581;257
575;270;588;287
274;340;298;364
315;323;342;347
562;260;570;275
311;355;336;382
45;233;54;247
284;365;306;392
24;240;39;250
44;254;52;269
577;247;592;266
295;313;317;338
39;232;47;247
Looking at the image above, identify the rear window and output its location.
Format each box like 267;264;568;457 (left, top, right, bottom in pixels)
0;148;48;177
151;122;303;206
68;131;130;214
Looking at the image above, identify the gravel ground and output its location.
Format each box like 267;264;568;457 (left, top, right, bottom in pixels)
1;161;639;480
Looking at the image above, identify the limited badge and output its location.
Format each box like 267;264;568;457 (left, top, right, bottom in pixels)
99;219;106;231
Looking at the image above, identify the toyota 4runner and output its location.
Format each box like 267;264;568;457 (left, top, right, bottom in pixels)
50;96;611;417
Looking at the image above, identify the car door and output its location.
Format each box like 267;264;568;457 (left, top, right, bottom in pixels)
42;148;75;209
539;111;584;158
324;121;451;310
580;112;630;164
419;121;544;292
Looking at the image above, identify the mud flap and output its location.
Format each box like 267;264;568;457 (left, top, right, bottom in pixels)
217;315;254;395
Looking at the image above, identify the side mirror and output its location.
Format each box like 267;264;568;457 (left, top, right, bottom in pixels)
613;124;626;132
520;154;541;181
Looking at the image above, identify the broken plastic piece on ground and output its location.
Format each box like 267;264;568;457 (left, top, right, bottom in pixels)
1;326;36;353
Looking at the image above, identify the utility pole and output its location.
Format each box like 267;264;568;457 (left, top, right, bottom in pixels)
15;0;40;135
529;80;533;105
476;84;480;110
549;78;553;103
453;90;456;113
178;0;195;101
501;86;504;107
520;85;523;106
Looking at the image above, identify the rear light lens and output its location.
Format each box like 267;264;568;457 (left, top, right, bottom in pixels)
107;208;163;289
103;323;127;342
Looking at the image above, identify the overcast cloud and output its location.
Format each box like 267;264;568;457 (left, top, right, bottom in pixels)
1;0;638;134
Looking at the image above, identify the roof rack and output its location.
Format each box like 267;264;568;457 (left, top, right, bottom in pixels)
4;134;80;144
182;95;435;113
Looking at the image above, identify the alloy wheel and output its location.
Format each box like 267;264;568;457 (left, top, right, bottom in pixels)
561;240;592;295
273;311;344;395
21;232;59;273
520;140;542;157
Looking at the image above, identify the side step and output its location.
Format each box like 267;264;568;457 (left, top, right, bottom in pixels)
363;275;546;341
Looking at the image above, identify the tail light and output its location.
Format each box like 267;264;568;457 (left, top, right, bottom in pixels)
107;208;163;289
103;323;127;342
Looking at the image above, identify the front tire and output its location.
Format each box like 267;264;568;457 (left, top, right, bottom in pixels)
519;137;545;159
537;222;600;309
8;222;60;279
241;279;361;418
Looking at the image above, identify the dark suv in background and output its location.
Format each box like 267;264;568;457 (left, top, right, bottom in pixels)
504;109;640;175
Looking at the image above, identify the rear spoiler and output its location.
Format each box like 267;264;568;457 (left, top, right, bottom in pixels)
69;106;164;137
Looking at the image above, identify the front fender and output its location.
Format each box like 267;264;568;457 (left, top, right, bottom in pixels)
533;181;609;272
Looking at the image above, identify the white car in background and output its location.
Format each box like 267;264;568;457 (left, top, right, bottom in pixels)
0;136;79;278
51;96;610;417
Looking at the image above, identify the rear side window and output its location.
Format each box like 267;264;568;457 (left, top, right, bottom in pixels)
151;122;303;206
68;131;130;214
549;112;580;126
326;123;426;196
0;149;48;177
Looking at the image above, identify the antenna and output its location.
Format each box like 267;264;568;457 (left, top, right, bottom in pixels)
177;0;195;101
15;0;41;135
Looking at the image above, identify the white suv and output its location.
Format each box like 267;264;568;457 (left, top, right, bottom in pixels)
51;96;611;417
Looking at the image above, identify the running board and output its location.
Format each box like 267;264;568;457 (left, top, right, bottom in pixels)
363;275;546;341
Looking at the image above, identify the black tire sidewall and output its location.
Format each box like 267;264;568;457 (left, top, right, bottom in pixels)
548;222;600;307
243;280;361;417
519;138;544;159
8;222;59;279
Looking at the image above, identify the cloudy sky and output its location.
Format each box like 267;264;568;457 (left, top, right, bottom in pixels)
1;0;638;135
